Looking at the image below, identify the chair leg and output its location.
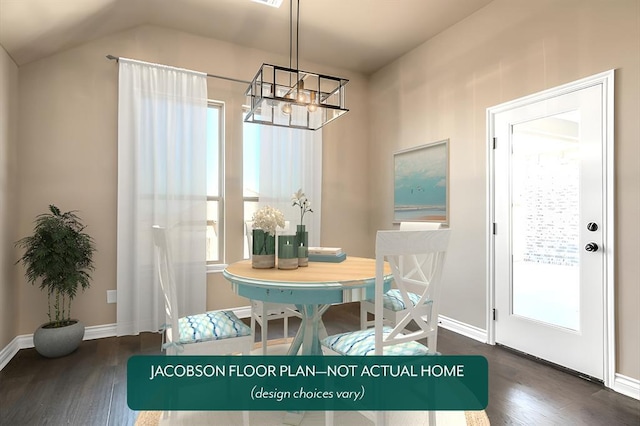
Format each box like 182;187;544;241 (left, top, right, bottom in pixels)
261;303;268;355
250;306;257;338
284;314;289;338
324;410;334;426
431;328;438;354
428;409;436;426
360;302;368;330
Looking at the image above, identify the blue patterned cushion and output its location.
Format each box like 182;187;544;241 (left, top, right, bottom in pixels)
178;310;251;344
381;289;424;311
322;327;430;356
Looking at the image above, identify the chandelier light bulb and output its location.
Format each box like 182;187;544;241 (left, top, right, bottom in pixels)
307;90;318;112
282;102;292;115
296;80;307;103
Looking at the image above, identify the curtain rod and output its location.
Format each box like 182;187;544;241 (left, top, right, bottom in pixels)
106;55;251;85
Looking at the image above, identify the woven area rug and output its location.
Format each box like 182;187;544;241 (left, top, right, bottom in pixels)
134;340;490;426
135;409;489;426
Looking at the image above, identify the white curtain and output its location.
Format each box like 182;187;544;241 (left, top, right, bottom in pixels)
257;126;322;246
116;58;208;336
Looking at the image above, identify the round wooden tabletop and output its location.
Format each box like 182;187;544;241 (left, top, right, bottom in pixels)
224;257;391;289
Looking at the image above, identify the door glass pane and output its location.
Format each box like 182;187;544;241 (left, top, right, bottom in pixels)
511;111;580;331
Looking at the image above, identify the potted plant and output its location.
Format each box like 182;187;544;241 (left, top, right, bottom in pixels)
15;205;96;358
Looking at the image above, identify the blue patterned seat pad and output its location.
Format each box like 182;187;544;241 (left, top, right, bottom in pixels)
178;310;251;344
322;327;430;356
380;289;423;311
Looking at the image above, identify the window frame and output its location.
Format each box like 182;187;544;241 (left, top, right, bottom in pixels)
242;106;258;260
207;100;225;266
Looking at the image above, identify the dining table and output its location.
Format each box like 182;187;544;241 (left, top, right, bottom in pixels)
222;257;393;356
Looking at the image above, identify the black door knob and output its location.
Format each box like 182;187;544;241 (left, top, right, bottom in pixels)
585;242;599;252
587;222;598;232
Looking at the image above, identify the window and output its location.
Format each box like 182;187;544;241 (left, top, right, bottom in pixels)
206;102;223;263
242;119;260;259
242;116;323;259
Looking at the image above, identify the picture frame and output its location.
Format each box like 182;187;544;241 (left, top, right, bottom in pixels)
393;139;449;225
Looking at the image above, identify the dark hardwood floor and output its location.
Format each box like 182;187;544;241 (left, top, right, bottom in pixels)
1;303;638;425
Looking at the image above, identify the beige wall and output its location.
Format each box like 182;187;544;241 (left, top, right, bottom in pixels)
14;25;370;330
0;46;18;348
0;46;19;349
7;0;638;384
369;0;639;379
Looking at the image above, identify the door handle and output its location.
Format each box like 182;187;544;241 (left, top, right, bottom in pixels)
585;242;599;252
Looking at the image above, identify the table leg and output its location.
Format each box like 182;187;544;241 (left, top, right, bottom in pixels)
285;304;329;425
282;411;305;426
288;304;329;356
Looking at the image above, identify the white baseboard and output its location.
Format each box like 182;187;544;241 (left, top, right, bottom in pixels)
232;306;252;319
0;335;22;371
613;373;640;400
0;323;118;371
3;317;639;402
436;315;640;400
438;314;487;343
84;323;117;340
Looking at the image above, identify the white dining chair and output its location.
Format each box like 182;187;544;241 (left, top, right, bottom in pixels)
323;229;450;426
245;220;301;354
152;226;254;356
152;225;252;424
360;222;443;350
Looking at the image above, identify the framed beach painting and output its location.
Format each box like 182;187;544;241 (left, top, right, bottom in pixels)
393;139;449;224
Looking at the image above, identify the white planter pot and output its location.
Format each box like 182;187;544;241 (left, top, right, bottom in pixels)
33;320;85;358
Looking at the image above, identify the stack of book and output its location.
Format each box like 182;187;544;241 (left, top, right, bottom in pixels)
308;247;346;263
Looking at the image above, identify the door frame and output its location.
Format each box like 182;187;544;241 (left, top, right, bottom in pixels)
486;70;615;387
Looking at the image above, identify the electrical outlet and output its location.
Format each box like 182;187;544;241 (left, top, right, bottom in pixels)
107;290;117;304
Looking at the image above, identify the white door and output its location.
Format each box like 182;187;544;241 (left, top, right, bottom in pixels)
490;72;614;381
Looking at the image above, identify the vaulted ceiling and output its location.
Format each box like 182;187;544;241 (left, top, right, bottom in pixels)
0;0;493;74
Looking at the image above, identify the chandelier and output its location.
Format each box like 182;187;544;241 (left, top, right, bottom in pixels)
244;0;349;130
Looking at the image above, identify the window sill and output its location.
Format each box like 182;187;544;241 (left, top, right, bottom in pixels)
207;263;228;274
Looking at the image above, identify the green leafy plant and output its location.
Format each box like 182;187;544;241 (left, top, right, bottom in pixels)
16;205;96;328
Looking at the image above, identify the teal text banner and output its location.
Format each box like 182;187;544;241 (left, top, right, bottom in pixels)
127;355;488;411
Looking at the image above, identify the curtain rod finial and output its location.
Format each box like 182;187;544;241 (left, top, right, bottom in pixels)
106;55;118;61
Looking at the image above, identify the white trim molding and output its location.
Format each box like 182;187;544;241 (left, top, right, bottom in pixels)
438;315;487;343
0;335;24;371
486;70;616;388
206;263;228;274
84;323;118;340
0;323;117;371
613;374;640;401
2;315;638;402
232;306;252;319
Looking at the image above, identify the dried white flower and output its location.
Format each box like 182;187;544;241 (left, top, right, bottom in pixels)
292;188;313;225
252;206;285;235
